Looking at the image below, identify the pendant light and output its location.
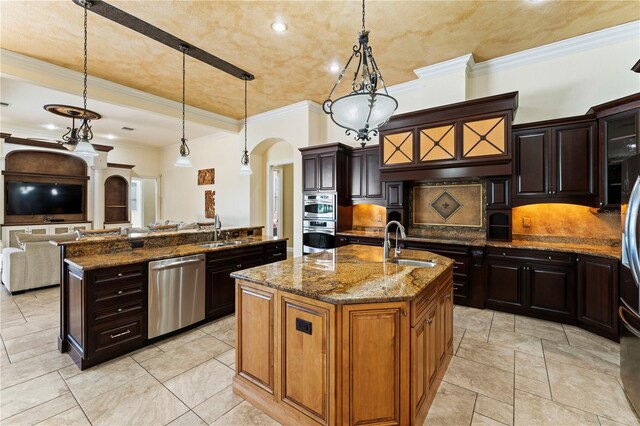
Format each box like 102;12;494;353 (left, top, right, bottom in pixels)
174;44;192;168
322;0;398;147
72;1;98;157
239;75;252;175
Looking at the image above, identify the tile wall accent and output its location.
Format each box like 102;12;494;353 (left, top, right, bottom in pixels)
413;183;484;227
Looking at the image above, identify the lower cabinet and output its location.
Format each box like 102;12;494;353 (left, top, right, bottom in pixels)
485;248;575;323
577;255;619;340
234;271;454;426
206;242;287;321
64;262;147;369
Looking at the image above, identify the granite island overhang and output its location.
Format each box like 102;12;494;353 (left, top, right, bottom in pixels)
230;244;455;425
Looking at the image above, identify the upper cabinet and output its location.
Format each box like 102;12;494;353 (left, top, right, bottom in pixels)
348;146;384;203
588;93;640;209
512;117;598;206
300;144;348;196
379;92;518;180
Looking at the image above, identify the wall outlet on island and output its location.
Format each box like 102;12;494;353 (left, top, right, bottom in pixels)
377;214;383;223
523;217;531;228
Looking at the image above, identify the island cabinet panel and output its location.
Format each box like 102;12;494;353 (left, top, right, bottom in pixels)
237;282;276;394
341;302;410;426
411;303;437;423
577;255;619;341
280;295;335;425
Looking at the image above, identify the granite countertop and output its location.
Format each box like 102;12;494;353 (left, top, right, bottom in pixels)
65;236;286;271
53;225;264;246
337;230;621;260
231;245;454;305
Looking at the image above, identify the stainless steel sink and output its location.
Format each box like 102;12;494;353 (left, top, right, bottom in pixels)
389;258;436;267
199;240;246;249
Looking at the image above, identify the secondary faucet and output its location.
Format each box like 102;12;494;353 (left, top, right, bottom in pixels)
213;214;222;241
383;220;406;262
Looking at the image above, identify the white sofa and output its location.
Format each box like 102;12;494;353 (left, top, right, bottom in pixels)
1;232;76;294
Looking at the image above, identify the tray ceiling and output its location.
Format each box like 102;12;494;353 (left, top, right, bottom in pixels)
1;1;638;120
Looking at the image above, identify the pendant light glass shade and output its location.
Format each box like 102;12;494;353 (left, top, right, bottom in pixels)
74;139;98;157
328;91;397;141
239;163;253;175
175;154;192;167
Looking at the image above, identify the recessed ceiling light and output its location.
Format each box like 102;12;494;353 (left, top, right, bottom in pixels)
528;0;545;3
271;22;288;33
105;134;117;140
329;64;341;73
43;124;59;130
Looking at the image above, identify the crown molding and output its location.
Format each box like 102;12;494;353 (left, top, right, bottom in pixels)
471;20;640;77
248;100;320;124
413;54;476;80
0;49;240;132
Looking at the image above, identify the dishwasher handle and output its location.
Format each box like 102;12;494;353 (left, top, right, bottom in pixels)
151;258;203;271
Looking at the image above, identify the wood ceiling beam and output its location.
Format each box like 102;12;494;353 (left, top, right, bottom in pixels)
72;0;255;81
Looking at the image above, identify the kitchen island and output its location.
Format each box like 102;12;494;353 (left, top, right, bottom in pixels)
231;245;454;426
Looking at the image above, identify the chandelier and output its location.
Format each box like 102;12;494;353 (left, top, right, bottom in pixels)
240;75;252;175
322;0;398;147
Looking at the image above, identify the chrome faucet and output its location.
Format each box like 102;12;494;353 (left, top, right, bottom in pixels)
213;215;222;241
383;220;406;262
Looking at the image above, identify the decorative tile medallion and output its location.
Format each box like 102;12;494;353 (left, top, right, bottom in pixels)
205;190;216;218
413;184;483;227
430;191;462;221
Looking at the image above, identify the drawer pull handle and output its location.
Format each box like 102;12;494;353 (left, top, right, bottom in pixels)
403;309;408;317
426;319;433;325
117;290;124;295
272;253;282;257
117;273;123;277
236;264;242;269
110;329;130;339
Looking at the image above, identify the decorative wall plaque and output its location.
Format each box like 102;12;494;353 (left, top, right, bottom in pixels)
198;168;215;185
413;184;483;227
205;190;216;218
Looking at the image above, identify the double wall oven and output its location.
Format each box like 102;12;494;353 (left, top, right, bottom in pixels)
303;194;337;254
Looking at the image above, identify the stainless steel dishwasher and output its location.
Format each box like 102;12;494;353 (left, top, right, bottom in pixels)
148;254;205;339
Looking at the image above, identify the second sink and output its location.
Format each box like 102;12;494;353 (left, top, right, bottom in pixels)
389;258;437;268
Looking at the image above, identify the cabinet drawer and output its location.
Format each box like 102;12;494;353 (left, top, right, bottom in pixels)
207;247;264;267
264;250;286;264
264;241;286;253
486;247;573;265
453;280;468;298
92;281;144;307
412;285;437;326
92;264;145;285
92;300;144;324
90;316;143;354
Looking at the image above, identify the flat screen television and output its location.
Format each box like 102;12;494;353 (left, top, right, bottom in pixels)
6;182;84;215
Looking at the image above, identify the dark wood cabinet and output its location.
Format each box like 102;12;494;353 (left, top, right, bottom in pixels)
577;255;619;340
385;182;404;208
485;248;575;322
65;262;147;369
104;175;129;224
378;92;518;181
347;146;384;203
206;242;286;320
513;118;598;206
300;144;348;196
526;263;575;321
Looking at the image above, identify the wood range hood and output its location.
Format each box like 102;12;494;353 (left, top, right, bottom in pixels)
378;92;519;181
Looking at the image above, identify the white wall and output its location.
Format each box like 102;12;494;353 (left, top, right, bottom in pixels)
107;141;162;178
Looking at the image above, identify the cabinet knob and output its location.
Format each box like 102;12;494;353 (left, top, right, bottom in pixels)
426;319;433;325
117;290;123;295
599;202;603;207
502;252;506;256
117;308;123;312
402;309;408;317
548;256;552;260
236;264;242;269
117;273;123;277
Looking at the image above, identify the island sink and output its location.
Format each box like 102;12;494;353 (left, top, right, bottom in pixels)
389;257;437;267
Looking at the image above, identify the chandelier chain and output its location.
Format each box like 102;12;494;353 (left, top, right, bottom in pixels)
83;2;88;114
244;78;248;152
182;49;186;142
362;0;366;32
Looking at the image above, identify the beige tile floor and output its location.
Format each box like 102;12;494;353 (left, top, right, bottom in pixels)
1;285;638;426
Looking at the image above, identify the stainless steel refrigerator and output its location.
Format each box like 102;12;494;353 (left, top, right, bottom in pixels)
620;153;640;417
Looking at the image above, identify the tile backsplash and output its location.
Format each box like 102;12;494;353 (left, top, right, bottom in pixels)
512;204;619;241
352;204;386;229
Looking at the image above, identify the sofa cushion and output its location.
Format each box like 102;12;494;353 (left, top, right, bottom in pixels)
15;232;76;249
77;228;121;238
148;224;178;232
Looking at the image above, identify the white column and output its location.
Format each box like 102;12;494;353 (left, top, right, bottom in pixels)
92;167;104;229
